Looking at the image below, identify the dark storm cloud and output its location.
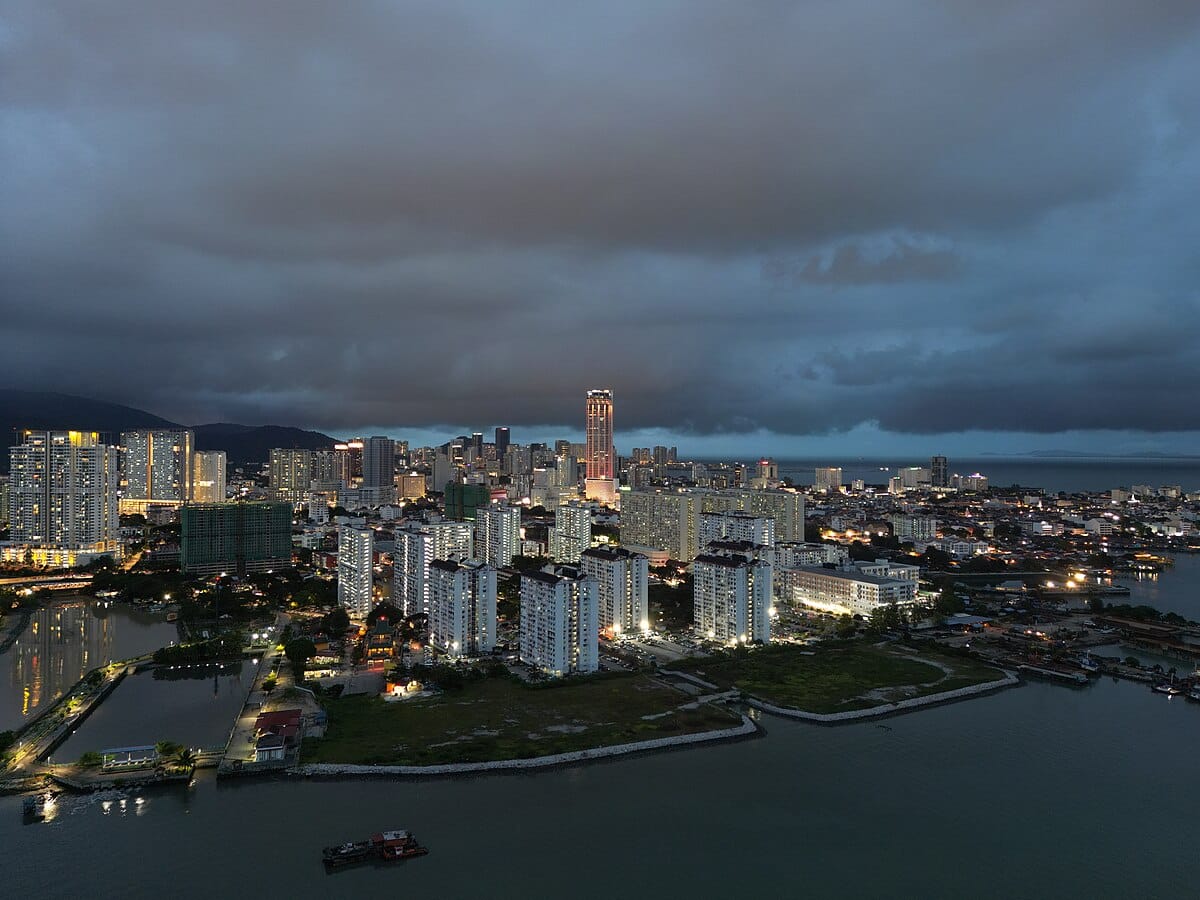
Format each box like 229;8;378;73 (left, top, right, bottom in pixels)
1;1;1199;441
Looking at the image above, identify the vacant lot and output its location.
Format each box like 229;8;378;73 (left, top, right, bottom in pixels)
302;674;741;766
676;642;1004;714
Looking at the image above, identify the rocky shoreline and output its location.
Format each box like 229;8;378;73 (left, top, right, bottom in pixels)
297;714;759;779
746;670;1021;724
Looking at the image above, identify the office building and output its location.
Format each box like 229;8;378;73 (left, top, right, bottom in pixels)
954;473;989;492
898;466;931;489
584;389;617;504
549;500;592;563
428;558;496;657
778;566;917;617
693;553;772;645
931;456;949;488
362;436;396;492
393;521;474;616
814;467;843;492
751;458;779;489
180;502;292;575
494;427;511;458
338;525;375;618
397;473;427;500
579;546;649;637
269;448;313;504
4;430;120;568
474;502;521;568
699;510;776;549
519;568;599;677
191;450;227;503
120;429;194;513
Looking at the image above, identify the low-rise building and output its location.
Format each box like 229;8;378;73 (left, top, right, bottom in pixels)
779;566;916;617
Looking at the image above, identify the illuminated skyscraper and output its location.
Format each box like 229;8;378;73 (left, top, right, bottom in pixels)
192;450;227;503
584;388;616;504
931;455;949;488
338;525;375;618
269;448;313;503
6;430;120;567
120;429;194;513
362;436;395;493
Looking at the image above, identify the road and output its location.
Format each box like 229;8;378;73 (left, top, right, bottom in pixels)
219;614;290;769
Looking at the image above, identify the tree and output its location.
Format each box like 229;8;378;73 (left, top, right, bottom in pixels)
322;607;351;634
173;747;197;770
77;751;102;768
284;638;316;681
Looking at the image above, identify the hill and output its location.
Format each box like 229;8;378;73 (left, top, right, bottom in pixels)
0;391;339;472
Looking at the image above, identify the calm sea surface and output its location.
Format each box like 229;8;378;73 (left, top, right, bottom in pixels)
2;677;1197;899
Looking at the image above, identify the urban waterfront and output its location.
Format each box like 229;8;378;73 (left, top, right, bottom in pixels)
2;677;1198;899
0;601;178;733
1121;553;1200;622
775;457;1200;496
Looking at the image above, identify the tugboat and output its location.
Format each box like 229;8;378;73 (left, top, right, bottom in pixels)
372;830;429;862
322;830;428;870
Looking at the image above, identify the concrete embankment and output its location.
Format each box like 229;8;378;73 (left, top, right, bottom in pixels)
297;715;759;780
746;671;1021;724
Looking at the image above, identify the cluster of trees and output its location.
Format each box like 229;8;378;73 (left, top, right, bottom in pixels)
404;659;511;691
152;632;245;665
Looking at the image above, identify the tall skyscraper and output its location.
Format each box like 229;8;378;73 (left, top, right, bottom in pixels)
428;558;497;657
494;427;510;457
269;448;313;503
931;455;949;488
338;525;375;617
584;388;616;504
191;450;227;503
5;430;119;567
519;568;599;677
361;436;396;491
120;429;194;513
473;502;521;568
579;546;649;637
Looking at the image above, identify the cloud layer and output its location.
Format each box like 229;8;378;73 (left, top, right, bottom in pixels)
2;1;1198;444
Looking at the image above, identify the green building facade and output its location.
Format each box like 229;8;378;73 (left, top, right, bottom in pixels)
181;502;293;575
444;482;491;521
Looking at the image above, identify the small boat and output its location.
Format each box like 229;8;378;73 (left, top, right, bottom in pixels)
1187;687;1200;702
1151;682;1182;696
165;612;178;622
323;830;427;870
322;841;373;869
1077;654;1100;674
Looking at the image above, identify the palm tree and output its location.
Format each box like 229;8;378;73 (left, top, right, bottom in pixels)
173;747;197;771
154;740;182;760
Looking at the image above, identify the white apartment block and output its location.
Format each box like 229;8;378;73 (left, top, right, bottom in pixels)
428;558;497;657
519;569;599;677
393;521;474;617
772;541;849;569
702;489;806;543
814;467;842;492
853;559;921;583
549;500;592;563
337;525;375;618
269;448;313;504
889;514;938;542
5;430;120;568
620;489;705;560
780;566;917;617
579;546;649;636
474;502;521;568
699;510;776;549
692;553;772;645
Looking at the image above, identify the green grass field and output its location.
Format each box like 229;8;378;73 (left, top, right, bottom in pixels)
302;674;742;766
676;642;1003;714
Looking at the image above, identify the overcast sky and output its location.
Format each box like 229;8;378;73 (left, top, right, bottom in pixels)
2;2;1198;456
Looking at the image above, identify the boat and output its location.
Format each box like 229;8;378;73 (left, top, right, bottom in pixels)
322;840;373;869
1077;654;1101;674
1187;687;1200;702
165;612;178;622
1151;682;1182;696
323;830;427;870
372;830;429;861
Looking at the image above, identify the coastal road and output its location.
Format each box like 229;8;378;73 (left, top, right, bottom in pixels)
220;614;290;769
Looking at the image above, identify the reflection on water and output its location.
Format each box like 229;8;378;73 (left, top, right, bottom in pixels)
1121;553;1200;621
1;600;178;732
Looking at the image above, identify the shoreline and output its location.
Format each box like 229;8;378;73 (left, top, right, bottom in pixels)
745;670;1021;724
295;713;759;780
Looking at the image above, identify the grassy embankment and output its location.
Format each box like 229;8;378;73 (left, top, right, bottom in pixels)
302;674;741;766
674;641;1004;714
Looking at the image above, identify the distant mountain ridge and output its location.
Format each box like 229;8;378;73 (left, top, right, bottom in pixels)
0;390;338;472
